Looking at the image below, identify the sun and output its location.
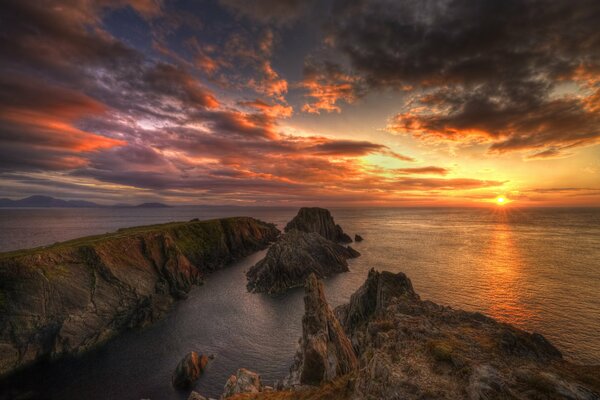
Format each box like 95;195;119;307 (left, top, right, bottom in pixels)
496;196;506;205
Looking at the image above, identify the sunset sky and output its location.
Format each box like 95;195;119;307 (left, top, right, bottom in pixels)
1;0;599;206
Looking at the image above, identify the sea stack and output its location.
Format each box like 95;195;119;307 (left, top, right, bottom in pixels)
286;274;358;386
172;351;209;389
285;207;352;243
246;230;360;294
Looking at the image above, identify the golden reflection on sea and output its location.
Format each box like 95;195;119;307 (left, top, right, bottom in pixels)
478;207;534;326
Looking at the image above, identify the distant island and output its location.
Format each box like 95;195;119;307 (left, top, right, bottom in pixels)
0;195;170;208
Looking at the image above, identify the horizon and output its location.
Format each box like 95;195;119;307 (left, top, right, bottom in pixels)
2;194;600;209
1;1;599;207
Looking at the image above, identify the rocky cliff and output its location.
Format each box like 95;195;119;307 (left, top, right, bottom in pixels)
285;274;358;386
0;217;279;377
246;230;359;295
284;208;352;243
229;270;600;400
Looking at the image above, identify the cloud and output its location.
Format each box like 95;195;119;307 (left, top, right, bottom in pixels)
300;61;364;114
394;166;449;175
142;63;219;109
0;76;124;172
219;0;317;25
325;0;600;157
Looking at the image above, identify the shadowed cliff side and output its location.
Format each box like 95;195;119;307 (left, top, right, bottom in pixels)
246;231;360;295
285;273;358;386
0;217;279;378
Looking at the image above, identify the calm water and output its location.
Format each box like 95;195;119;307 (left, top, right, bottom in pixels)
1;207;599;399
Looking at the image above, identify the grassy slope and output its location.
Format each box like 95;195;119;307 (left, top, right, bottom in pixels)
0;217;250;260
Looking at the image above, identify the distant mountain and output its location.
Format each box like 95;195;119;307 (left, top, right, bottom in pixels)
134;202;170;208
0;195;101;208
0;196;170;208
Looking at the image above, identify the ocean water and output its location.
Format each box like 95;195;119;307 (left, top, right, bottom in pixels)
1;207;599;399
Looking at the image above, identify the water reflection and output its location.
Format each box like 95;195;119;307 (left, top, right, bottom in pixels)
482;208;533;325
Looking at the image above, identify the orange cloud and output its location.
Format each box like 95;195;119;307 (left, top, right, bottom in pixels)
300;63;361;114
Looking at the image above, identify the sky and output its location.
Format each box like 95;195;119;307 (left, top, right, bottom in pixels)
0;0;599;206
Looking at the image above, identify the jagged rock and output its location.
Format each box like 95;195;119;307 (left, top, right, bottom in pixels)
222;368;263;398
285;207;352;243
354;234;364;242
246;230;360;294
286;274;358;386
187;391;208;400
172;351;209;389
0;217;280;378
336;268;418;333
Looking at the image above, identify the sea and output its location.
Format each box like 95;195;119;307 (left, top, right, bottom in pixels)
0;206;599;399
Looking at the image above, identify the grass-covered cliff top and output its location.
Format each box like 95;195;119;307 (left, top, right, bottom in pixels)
0;216;274;261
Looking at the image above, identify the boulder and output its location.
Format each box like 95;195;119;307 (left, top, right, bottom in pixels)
246;230;360;294
222;368;263;398
287;274;358;386
187;391;207;400
285;207;352;243
172;352;209;389
354;234;363;242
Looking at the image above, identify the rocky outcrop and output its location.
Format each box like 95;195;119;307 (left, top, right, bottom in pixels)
286;274;358;386
172;351;209;389
0;217;279;378
285;208;352;243
246;230;360;294
187;392;208;400
354;234;363;242
222;368;263;398
237;269;600;400
339;270;597;400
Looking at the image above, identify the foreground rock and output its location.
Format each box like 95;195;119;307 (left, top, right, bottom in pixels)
246;230;360;294
172;351;209;389
286;274;358;386
354;234;363;242
0;217;279;377
223;368;263;398
285;207;352;243
232;269;600;400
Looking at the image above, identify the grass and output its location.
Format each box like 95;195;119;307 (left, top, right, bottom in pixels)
0;217;254;260
227;374;355;400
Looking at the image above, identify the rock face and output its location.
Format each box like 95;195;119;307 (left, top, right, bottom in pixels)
285;207;352;243
286;274;358;386
246;230;360;294
223;368;263;398
335;269;598;400
0;217;279;378
172;351;209;389
245;269;599;400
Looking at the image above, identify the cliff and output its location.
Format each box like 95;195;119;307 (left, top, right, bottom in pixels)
246;230;359;295
0;217;279;377
228;270;600;400
284;208;352;243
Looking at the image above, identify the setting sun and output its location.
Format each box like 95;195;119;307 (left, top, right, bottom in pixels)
496;197;506;205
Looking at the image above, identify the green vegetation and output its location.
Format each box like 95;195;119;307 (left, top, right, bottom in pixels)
0;217;251;260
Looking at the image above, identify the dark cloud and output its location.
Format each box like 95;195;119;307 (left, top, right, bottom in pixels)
326;0;600;157
0;75;124;172
219;0;317;25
